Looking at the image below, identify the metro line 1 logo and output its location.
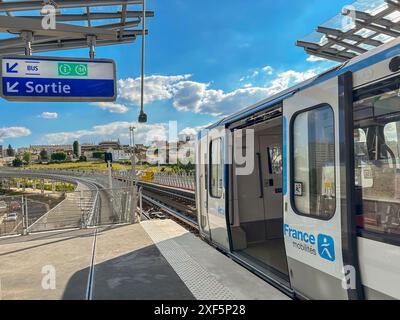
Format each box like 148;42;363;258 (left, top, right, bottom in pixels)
284;224;336;262
317;234;335;262
58;62;88;77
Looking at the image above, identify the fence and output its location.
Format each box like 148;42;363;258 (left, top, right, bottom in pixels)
0;186;139;237
152;172;195;190
1;168;196;191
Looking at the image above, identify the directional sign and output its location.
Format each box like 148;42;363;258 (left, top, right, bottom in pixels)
1;56;117;102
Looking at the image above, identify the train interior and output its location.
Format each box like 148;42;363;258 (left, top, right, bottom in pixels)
230;115;289;282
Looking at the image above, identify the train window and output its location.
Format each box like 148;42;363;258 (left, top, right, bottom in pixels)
292;105;336;219
210;138;223;198
269;146;283;175
354;89;400;239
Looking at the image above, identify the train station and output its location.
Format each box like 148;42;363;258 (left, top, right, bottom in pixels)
0;0;399;311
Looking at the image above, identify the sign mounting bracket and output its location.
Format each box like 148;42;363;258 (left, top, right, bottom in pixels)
21;31;33;56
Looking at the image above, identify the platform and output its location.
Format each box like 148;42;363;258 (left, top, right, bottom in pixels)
0;219;289;300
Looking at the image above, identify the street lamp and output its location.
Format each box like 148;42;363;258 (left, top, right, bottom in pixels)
129;126;136;185
138;0;147;123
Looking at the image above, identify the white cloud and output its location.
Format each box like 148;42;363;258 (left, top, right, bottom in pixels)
0;127;31;141
117;68;317;117
306;55;327;63
171;69;316;116
40;112;58;119
266;69;317;96
262;65;274;75
92;102;129;114
118;74;191;105
43;121;168;145
179;127;198;136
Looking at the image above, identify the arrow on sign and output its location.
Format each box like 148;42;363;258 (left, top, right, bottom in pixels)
6;62;18;74
6;82;19;93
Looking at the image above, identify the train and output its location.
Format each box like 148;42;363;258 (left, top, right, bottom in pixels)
195;37;400;300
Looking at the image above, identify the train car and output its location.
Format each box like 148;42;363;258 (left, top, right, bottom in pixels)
196;37;400;300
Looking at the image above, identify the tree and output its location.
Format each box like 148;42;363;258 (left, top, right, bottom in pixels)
12;157;23;167
92;151;105;160
6;144;14;157
23;152;31;164
73;141;79;157
79;155;87;162
51;152;67;161
40;149;48;161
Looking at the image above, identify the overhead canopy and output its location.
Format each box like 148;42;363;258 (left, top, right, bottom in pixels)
0;0;154;54
297;0;400;62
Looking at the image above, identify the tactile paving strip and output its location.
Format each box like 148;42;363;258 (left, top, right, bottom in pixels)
141;222;237;300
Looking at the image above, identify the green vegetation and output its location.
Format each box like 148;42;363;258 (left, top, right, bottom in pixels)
23;159;194;174
7;178;76;192
12;157;23;167
73;141;79;157
0;190;66;209
6;144;15;157
51;152;67;161
27;161;133;171
23;152;31;164
170;160;195;174
92;151;105;160
40;149;48;161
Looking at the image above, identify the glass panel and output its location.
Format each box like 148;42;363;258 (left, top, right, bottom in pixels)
269;146;283;175
210;139;223;198
354;89;400;237
293;105;336;219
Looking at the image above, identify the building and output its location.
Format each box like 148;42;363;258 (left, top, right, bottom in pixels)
0;156;15;166
80;143;97;153
0;145;3;158
30;144;74;155
110;149;131;162
98;140;121;151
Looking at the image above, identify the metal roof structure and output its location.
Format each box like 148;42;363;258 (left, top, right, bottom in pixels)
297;0;400;62
0;0;154;55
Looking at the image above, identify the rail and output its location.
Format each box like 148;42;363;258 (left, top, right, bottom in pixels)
142;194;198;229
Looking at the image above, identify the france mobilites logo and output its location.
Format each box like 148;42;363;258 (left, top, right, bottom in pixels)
317;234;336;262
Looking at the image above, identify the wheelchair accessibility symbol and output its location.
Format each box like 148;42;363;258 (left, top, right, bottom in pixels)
318;234;335;262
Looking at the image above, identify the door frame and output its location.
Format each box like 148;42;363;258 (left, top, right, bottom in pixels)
284;76;349;300
338;71;364;300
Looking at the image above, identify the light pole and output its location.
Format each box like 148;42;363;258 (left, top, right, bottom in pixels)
129;126;138;223
138;0;147;123
129;126;136;186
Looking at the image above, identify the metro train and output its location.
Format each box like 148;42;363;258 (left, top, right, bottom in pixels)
195;38;400;300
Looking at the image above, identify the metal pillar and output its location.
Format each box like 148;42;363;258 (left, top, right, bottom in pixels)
21;31;33;55
129;126;136;186
138;0;147;123
87;35;96;59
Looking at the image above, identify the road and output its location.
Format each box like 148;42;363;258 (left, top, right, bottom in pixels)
0;170;126;234
28;182;96;233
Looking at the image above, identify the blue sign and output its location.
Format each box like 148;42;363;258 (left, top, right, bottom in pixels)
318;234;336;262
1;56;116;102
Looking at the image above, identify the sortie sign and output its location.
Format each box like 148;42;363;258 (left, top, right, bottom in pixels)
1;55;117;102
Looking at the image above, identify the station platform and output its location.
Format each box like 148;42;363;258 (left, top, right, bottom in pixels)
0;219;289;300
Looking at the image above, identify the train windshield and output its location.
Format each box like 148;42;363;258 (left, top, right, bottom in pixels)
354;88;400;237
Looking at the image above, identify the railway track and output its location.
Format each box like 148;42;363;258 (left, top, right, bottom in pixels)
139;183;198;230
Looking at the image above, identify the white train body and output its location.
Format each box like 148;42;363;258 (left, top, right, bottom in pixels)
196;38;400;300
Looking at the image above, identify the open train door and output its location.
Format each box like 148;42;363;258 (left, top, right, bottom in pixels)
283;74;361;300
205;126;230;251
196;131;211;240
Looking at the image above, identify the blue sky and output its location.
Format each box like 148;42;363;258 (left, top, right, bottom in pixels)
0;0;352;149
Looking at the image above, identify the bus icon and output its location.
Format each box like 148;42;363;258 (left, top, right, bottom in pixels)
318;234;335;262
